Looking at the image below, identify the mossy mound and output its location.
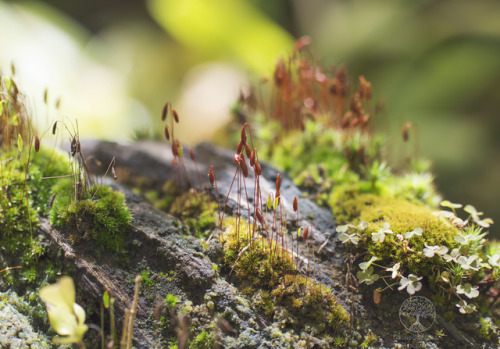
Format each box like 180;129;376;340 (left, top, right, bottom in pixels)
222;218;349;334
50;180;131;253
169;189;218;238
331;187;459;276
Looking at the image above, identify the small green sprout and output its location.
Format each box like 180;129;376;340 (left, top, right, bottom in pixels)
440;200;462;210
423;245;449;258
464;204;494;228
456;283;479;299
356;267;380;285
403;227;423;239
487;253;500;267
371;222;393;243
443;248;460;263
165;294;179;307
454;233;480;246
456;300;476;314
359;256;380;271
456;255;482;271
338;232;360;245
398;274;422;295
39;276;88;346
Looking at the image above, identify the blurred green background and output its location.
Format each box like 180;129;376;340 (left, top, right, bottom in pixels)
1;0;498;238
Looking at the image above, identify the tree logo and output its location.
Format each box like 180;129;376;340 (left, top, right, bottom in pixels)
399;296;436;333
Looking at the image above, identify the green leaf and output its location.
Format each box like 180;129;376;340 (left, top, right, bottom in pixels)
103;291;110;309
273;197;279;210
17;134;23;152
440;200;462;209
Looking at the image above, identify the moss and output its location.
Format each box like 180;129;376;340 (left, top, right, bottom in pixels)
222;218;295;289
271;274;350;328
258;121;381;192
478;317;498;342
169;189;218;238
189;330;213;349
331;188;458;275
49;179;131;254
165;294;179;307
222;218;349;331
140;270;153;288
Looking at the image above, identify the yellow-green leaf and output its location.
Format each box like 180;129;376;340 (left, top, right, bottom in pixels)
17;134;23;152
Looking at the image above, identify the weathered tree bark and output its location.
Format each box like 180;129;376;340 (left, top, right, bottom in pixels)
28;139;487;348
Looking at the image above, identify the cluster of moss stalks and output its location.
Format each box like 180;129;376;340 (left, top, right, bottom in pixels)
235;38;499;343
0;71;131;295
222;218;349;334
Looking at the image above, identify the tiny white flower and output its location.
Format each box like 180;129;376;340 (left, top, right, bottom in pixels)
456;300;476;314
386;262;401;279
404;227;423;239
456;283;480;299
423;245;449;258
488;253;500;267
338;232;360;245
398;274;422;295
371;222;393;243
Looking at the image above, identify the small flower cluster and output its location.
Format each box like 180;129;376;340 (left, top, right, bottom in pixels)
337;200;499;315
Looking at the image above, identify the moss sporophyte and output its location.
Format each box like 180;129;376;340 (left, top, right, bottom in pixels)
233;36;498;339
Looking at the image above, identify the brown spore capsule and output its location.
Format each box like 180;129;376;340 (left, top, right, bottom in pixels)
52;121;57;135
161;102;169;121
240;124;247;143
34;135;40;152
244;143;251;158
236;140;243;155
293;196;298;212
256;209;265;225
254;160;262;176
164;125;170;141
249;148;256;167
275;173;282;191
240;155;248;178
172;109;179;123
208;166;215;186
303;226;309;241
402;122;412;142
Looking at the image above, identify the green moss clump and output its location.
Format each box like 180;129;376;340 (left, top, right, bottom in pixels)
331;187;458;275
222;218;349;330
169;189;218;238
49;179;131;253
189;330;213;349
258;120;380;190
223;218;295;289
272;274;349;328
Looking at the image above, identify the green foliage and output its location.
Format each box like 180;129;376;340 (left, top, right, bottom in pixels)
223;218;295;289
165;294;179;307
39;276;88;345
222;218;349;330
140;270;153;288
50;179;131;253
189;330;213;349
169;189;218;238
